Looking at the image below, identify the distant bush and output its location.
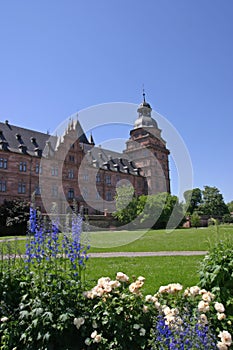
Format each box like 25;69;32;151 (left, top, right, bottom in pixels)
222;214;233;224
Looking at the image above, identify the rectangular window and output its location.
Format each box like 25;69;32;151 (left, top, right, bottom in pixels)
35;185;41;195
35;163;42;174
83;207;89;215
0;158;8;169
68;169;74;179
69;155;75;162
51;166;58;176
18;182;26;194
68;188;74;199
0;180;6;192
106;191;112;201
83;188;88;199
105;175;111;185
83;173;89;181
19;162;27;172
96;174;101;183
96;192;101;200
52;185;58;197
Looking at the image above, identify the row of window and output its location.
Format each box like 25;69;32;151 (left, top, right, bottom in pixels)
0;181;26;194
0;159;138;187
0;181;113;201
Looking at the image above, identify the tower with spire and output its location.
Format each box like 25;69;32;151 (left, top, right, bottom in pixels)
124;91;170;195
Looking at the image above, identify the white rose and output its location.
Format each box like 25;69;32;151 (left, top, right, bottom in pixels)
143;305;149;313
137;276;145;282
73;317;85;329
199;314;208;325
145;294;153;302
217;313;226;321
116;272;129;283
218;330;232;346
215;302;225;313
91;330;97;339
217;342;228;350
198;300;210;313
190;286;200;296
94;334;102;343
139;328;146;336
133;324;140;330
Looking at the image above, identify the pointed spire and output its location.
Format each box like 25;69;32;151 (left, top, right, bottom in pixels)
89;132;95;145
142;85;146;103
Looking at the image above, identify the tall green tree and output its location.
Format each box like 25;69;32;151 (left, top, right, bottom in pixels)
183;188;202;214
113;184;138;224
199;186;229;218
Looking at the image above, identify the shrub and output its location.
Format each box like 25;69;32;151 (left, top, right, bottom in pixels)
0;206;90;349
149;283;232;350
74;273;158;349
73;277;232;350
199;238;233;332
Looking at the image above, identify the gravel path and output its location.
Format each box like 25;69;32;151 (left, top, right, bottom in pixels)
89;251;208;258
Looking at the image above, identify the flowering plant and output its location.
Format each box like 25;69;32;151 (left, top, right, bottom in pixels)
149;282;232;349
72;275;233;350
0;205;90;350
73;272;158;349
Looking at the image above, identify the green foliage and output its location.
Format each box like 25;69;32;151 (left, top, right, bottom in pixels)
184;188;202;214
0;207;89;349
227;201;233;213
0;261;84;349
113;184;138;224
114;190;184;229
0;199;30;227
222;214;233;224
191;211;201;228
78;274;157;349
199;186;229;218
199;238;233;331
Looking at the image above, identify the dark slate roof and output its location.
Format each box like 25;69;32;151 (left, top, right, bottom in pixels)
84;145;141;176
0;120;90;157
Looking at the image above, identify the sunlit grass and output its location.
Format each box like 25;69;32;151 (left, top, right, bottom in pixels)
84;255;202;295
88;225;233;252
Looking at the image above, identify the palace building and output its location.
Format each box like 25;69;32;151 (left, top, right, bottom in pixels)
0;94;170;215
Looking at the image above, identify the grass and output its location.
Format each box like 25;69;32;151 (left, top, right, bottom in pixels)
1;225;233;254
84;255;202;295
88;225;233;252
1;225;232;294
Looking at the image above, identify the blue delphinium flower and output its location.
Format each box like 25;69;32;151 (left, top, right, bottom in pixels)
152;313;217;349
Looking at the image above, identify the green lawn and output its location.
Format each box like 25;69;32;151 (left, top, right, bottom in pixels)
1;225;232;294
84;255;202;295
88;225;233;252
1;225;233;254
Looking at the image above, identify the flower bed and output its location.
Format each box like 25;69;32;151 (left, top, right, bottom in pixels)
0;207;232;349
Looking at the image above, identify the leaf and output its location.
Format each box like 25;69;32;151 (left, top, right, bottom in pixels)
19;310;29;319
42;311;53;322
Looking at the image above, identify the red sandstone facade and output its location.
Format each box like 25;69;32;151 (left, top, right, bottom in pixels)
0;96;170;216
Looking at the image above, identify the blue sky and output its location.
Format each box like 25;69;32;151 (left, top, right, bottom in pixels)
0;0;232;203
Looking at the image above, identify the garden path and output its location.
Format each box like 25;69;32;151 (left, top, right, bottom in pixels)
89;251;207;257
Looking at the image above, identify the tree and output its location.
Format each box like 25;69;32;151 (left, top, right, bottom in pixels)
138;193;184;229
113;185;138;224
183;188;202;214
199;186;229;218
114;190;184;229
227;201;233;213
190;212;201;228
